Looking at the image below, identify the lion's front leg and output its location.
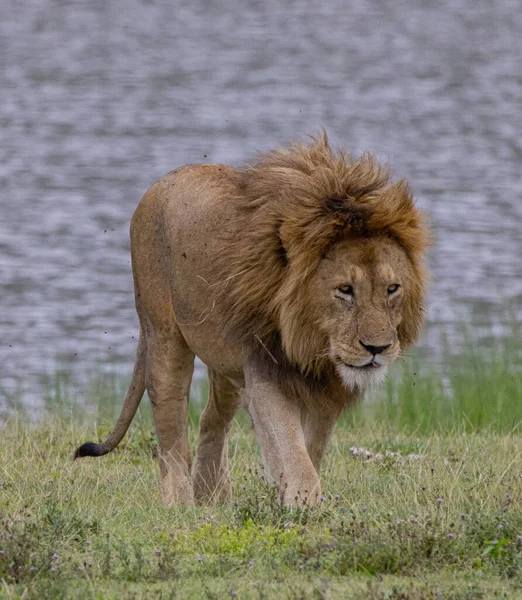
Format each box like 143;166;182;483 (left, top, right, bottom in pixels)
301;401;345;471
245;364;321;506
193;370;242;504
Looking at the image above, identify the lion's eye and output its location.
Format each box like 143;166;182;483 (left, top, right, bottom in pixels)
337;284;354;296
387;284;400;295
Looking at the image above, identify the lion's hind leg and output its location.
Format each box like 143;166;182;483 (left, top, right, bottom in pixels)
193;370;241;504
145;323;195;506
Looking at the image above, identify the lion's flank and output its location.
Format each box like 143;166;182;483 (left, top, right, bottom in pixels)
218;132;429;374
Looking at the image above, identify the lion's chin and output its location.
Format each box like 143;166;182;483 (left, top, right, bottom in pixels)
336;363;389;391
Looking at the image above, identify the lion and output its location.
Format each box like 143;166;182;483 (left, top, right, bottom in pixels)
75;133;429;506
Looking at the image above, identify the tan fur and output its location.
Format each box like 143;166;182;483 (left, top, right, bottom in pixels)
75;133;430;506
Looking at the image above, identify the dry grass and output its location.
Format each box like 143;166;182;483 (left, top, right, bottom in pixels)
1;413;522;599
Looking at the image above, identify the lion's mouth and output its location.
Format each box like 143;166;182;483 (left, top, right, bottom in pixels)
335;356;389;391
343;360;382;370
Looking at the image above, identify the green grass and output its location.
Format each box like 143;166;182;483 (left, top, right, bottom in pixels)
30;317;522;436
1;417;522;598
1;323;521;598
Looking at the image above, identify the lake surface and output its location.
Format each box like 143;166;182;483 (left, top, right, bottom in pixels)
1;0;521;403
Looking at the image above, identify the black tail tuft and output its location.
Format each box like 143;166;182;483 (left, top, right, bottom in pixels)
74;442;108;459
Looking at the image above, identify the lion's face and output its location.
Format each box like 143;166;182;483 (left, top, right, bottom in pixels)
310;236;412;391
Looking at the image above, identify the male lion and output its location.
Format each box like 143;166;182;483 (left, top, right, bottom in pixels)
75;134;429;506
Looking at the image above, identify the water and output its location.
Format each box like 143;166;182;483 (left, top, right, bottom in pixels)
1;0;521;403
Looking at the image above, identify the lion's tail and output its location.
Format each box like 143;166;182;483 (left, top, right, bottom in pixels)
74;334;147;459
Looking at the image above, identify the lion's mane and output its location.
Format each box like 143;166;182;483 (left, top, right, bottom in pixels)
218;134;429;375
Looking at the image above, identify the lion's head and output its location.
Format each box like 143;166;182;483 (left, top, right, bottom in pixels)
220;133;429;391
298;234;421;390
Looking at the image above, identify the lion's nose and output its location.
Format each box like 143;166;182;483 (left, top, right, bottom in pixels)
359;341;391;355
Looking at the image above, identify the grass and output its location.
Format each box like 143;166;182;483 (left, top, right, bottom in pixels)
2;418;522;598
1;323;521;598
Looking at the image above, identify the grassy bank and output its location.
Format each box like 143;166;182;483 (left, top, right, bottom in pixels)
1;418;522;598
1;330;521;598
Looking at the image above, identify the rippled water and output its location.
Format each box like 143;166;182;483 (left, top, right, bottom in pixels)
1;0;521;402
